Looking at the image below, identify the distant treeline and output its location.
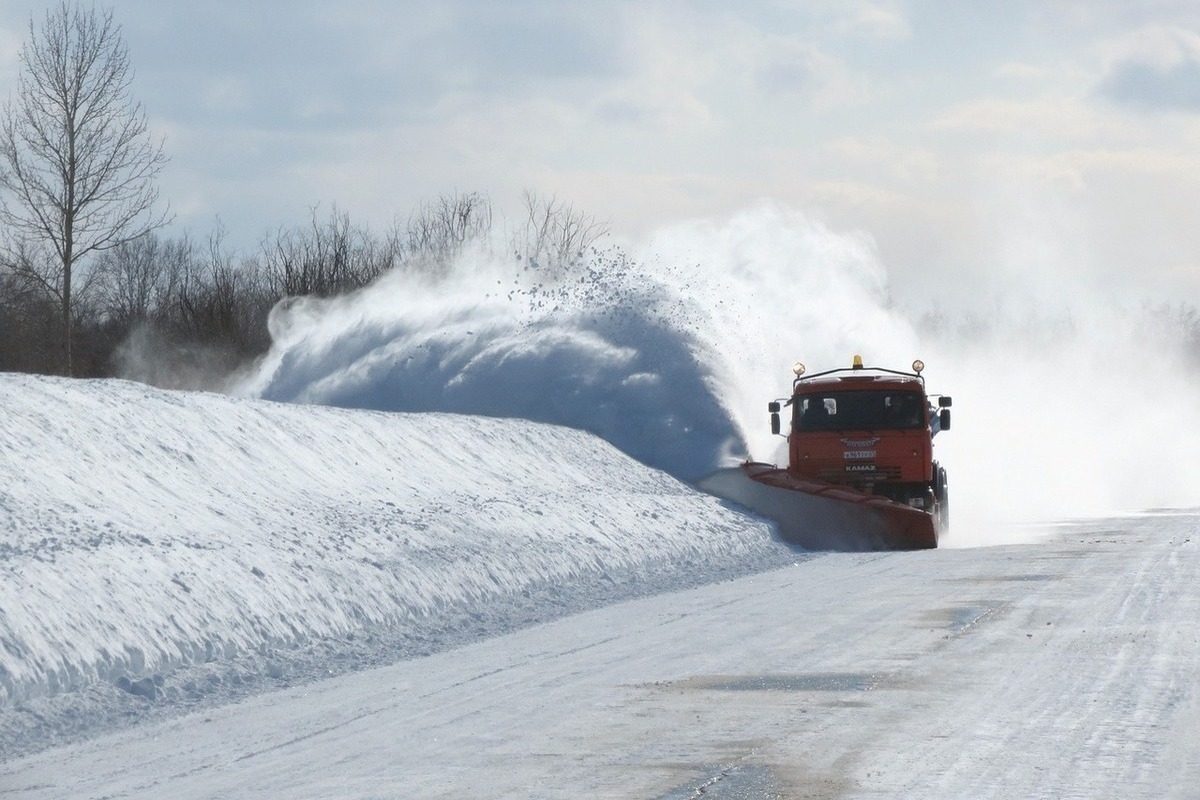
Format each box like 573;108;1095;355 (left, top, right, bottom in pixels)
5;186;1198;386
0;191;607;385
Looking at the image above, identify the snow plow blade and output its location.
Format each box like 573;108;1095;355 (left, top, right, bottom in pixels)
697;462;938;551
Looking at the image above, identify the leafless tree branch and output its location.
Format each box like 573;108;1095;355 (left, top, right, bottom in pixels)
0;1;170;374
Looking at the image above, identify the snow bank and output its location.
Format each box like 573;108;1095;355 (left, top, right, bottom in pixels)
0;374;779;706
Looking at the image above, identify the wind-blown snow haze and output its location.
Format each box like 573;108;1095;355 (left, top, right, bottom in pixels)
924;299;1200;542
239;204;1200;543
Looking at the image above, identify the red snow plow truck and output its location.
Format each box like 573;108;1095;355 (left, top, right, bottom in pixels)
700;356;952;550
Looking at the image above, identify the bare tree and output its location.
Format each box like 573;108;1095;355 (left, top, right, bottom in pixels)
0;2;170;375
262;205;365;298
92;232;191;327
515;189;609;275
405;191;492;273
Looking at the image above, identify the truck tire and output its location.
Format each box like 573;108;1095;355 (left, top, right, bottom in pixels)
934;465;949;531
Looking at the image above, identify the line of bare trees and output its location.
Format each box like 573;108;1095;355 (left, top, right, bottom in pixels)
0;191;609;384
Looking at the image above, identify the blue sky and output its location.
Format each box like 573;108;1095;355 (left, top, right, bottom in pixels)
2;1;1199;307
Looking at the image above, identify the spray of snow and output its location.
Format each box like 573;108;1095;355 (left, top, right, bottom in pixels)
238;203;918;480
239;202;1200;544
923;302;1200;545
112;324;247;393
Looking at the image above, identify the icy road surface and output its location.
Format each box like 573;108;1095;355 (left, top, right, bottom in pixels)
4;513;1197;799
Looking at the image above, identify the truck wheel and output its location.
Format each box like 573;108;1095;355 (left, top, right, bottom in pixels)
934;465;949;530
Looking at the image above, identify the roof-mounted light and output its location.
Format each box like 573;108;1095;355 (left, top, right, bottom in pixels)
852;355;864;370
912;359;925;374
793;361;806;377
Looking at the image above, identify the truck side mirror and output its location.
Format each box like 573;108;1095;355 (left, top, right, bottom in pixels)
938;396;952;408
768;402;781;413
770;412;781;436
939;409;951;431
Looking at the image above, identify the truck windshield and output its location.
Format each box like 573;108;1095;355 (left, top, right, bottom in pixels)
795;390;925;432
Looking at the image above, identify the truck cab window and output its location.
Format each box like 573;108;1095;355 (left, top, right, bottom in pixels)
796;391;925;431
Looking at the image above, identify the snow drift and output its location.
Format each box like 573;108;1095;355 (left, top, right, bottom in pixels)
0;374;786;711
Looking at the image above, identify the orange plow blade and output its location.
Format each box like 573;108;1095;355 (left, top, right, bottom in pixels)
697;462;938;551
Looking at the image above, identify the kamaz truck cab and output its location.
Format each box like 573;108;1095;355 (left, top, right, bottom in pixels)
760;356;952;543
698;356;954;550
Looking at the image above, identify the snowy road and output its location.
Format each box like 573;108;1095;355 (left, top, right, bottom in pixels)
4;512;1196;799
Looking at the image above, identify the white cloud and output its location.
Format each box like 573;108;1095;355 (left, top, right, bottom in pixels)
994;61;1052;81
932;95;1137;143
824;137;941;184
808;179;913;212
832;3;911;40
771;0;911;40
599;6;722;130
973;147;1200;199
1095;26;1200;112
754;37;856;105
1096;24;1200;70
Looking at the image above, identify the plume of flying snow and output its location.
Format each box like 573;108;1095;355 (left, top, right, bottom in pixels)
238;203;918;481
238;202;1200;545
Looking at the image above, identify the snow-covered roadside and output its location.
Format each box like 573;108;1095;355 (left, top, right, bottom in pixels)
7;514;1196;799
0;374;794;757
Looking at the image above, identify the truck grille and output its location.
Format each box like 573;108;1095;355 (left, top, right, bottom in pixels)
819;465;902;484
